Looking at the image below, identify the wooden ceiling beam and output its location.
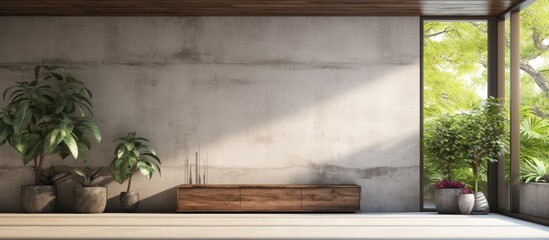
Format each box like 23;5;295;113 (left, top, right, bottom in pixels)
0;0;521;16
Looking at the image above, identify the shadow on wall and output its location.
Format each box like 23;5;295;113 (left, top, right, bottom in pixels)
0;17;419;212
0;17;420;169
106;187;176;213
0;132;417;212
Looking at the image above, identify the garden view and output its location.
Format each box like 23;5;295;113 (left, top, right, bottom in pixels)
423;0;549;207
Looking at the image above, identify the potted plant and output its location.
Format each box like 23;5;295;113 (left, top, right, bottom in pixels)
71;167;109;213
458;188;474;215
0;65;101;212
109;132;161;212
424;114;467;214
459;97;507;214
21;165;71;212
433;180;465;214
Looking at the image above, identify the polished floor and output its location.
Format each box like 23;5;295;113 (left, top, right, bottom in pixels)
0;212;547;239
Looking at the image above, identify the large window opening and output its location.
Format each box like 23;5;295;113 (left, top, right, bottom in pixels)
422;20;489;209
516;0;549;218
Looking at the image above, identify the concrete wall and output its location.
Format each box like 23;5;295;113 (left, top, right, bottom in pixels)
0;17;420;212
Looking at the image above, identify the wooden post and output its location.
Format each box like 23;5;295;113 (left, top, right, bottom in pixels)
509;10;521;213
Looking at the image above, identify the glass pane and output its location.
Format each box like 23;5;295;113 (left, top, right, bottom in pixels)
501;17;511;211
519;0;549;218
422;21;488;209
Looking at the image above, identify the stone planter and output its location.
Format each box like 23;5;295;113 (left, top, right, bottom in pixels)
472;192;489;214
434;188;461;214
73;186;107;213
120;191;140;213
458;193;475;215
21;185;57;213
520;183;549;219
544;174;549;183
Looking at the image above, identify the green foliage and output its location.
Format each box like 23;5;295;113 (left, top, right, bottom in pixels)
40;165;72;185
72;167;109;187
520;0;549;62
520;107;549;161
459;98;507;191
424;1;549;198
109;132;161;192
424;114;467;181
424;98;507;192
0;65;101;185
521;158;548;183
423;21;487;117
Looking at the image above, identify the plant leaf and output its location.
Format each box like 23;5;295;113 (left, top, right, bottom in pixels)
62;134;78;159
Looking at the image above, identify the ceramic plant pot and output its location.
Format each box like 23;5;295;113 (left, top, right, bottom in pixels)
120;191;140;213
472;192;490;214
73;186;107;213
435;188;461;214
21;185;56;213
458;193;475;215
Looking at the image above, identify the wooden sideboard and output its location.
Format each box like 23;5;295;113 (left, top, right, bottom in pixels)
177;184;361;212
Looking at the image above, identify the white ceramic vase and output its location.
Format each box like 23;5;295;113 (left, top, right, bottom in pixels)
458;193;475;215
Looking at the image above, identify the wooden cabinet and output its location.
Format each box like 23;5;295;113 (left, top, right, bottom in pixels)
177;184;360;212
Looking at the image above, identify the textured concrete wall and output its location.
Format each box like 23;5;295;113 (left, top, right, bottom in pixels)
0;17;420;212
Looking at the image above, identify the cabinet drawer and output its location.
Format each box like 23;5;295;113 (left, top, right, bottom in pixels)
178;188;240;211
241;188;301;210
302;187;360;210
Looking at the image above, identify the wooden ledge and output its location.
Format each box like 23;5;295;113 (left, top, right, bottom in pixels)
177;184;360;188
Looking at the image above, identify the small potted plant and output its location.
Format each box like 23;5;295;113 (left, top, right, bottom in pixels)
458;188;475;215
109;132;161;212
434;180;465;214
71;167;109;213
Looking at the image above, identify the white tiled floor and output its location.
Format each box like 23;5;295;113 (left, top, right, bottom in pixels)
0;212;547;239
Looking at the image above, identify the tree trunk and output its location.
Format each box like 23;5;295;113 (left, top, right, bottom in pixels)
447;163;452;181
126;166;136;192
520;62;549;92
472;159;479;192
33;166;41;185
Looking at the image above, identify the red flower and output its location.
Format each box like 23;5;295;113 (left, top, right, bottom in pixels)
461;188;474;194
434;180;466;190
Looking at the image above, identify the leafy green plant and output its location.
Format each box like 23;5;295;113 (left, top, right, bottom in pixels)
109;132;161;192
424;115;467;181
41;165;72;185
0;65;101;185
459;97;508;192
521;158;548;183
520;107;549;161
424;97;507;192
72;167;109;187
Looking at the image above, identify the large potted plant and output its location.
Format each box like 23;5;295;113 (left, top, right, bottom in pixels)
71;167;109;213
0;65;101;212
433;180;465;214
424;114;467;214
109;132;160;212
459;97;507;214
21;165;72;212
